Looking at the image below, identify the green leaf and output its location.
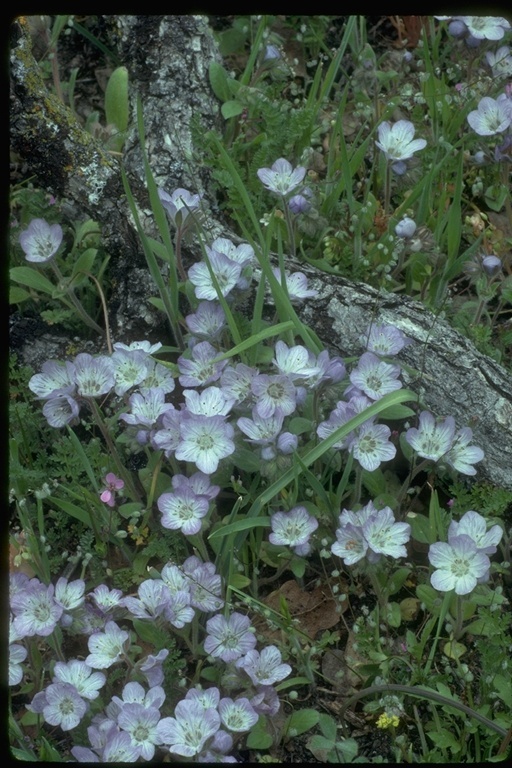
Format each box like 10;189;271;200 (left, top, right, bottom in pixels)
105;66;129;131
71;247;98;279
386;602;402;628
318;713;338;741
387;567;411;596
209;516;271;540
10;266;55;295
132;618;171;649
484;183;508;212
221;100;244;119
443;640;467;659
47;496;91;526
284;708;320;738
209;61;232;102
377;404;416;420
9;285;30;304
407;511;432;544
246;716;274;750
290;556;306;579
307;734;336;762
416;583;442;613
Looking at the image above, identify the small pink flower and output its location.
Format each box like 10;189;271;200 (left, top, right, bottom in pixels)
100;473;124;507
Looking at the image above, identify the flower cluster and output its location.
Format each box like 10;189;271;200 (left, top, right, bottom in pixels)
331;501;411;565
405;410;484;475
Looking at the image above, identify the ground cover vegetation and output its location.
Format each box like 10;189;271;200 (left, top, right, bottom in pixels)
8;14;512;763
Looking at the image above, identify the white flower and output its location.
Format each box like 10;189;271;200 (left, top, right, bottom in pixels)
456;16;511;40
257;158;306;196
448;510;503;555
467;96;512;136
428;535;490;595
375;120;427;161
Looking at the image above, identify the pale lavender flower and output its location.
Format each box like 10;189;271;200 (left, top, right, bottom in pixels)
119;388;175;427
198;729;236;763
172;472;220;501
72;353;116;398
151;407;182;457
444;427;484;475
273;340;321;380
257;158;306;196
186;563;224;613
178;341;228;387
188;251;242;301
289;192;312;214
42;394;80;427
251;373;297;418
99;473;124;508
110;681;166;712
349;421;396;471
186;686;221;711
250;685;280;716
186;301;226;340
160;563;190;595
54;577;85;611
19;218;63;263
218;697;258;732
349;352;402;400
157;699;221;757
29;360;76;399
38;682;87;730
316;400;359;449
9;642;27;686
269;506;318;555
175;414;235;474
456;15;511;40
139;359;176;394
90;584;124;613
448;510;503;555
158;488;209;535
375;120;427;161
209;237;255;269
362;507;411;561
236;645;292;686
429;535;491;595
184;387;235;417
102;730;142;762
264;44;281;61
117;704;162;760
122;579;172;620
204;612;257;662
486;46;512;78
362;324;412;356
237;409;284;445
113;340;162;355
331;523;368;564
405;411;456;461
311;350;346;386
158;187;202;227
53;660;106;700
86;621;129;669
220;362;259;404
11;582;63;637
111;349;149;396
164;589;196;628
467;96;512;135
271;268;318;300
277;431;298;455
481;255;503;276
138;649;169;687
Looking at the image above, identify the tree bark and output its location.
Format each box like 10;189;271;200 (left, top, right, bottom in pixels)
10;15;512;490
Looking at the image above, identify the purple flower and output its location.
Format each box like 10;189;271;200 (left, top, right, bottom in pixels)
349;421;397;472
158;187;202;227
184;386;235;417
467;96;512;136
117;703;162;760
122;579;172;620
35;682;87;730
444;427;484;476
188;251;242;301
111;349;149;396
11;582;63;637
235;645;292;686
54;577;85;611
428;535;491;595
269;506;318;555
218;697;258;732
362;324;412;356
42;394;80;428
186;686;221;710
86;621;130;669
175;414;235;475
448;510;503;555
19;218;63;263
184;560;224;612
138;649;169;687
273;340;321;380
119;388;175;427
257;158;306;196
52;660;106;700
349;352;402;400
251;373;297;418
172;472;220;501
332;501;410;565
204;612;257;662
178;341;228;387
100;473;125;507
157;699;221;757
9;642;27;686
72;353;116;398
405;410;456;461
271;268;318;301
331;522;368;565
164;590;196;628
158;488;210;535
29;360;76;399
90;584;124;613
237;409;284;445
375;120;427;161
288;193;312;214
186;301;226;340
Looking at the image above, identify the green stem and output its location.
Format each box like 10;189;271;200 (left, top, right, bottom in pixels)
282;198;296;258
50;262;104;335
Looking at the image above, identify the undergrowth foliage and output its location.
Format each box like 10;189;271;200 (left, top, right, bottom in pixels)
9;14;512;764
